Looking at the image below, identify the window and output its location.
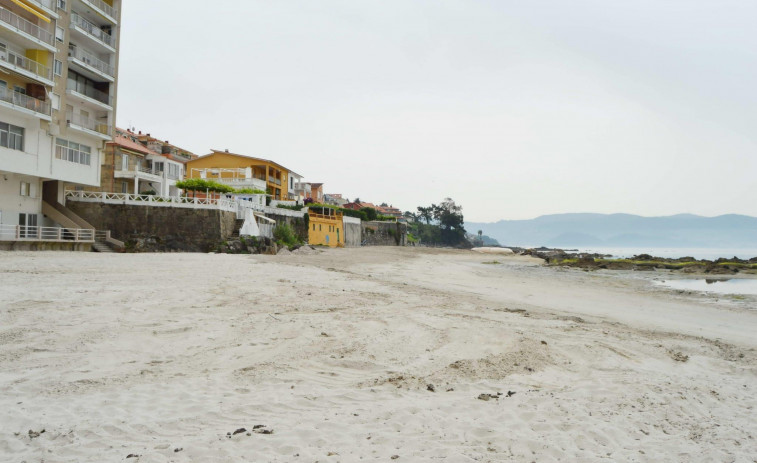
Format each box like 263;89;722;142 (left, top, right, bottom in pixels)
54;59;62;76
55;138;92;165
13;86;26;95
57;0;66;10
55;26;64;42
121;182;127;193
18;213;37;238
121;154;128;170
20;182;31;196
51;93;60;110
0;122;24;151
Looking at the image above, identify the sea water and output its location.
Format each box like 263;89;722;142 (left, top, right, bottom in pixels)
574;247;757;260
656;278;757;296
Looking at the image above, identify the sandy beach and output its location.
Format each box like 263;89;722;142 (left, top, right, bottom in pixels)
1;247;755;462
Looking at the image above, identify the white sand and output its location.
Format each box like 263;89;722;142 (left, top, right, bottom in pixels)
0;248;755;462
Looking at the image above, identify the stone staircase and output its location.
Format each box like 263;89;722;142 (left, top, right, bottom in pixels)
92;242;115;253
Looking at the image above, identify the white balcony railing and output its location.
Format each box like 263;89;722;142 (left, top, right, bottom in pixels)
66;111;112;136
70;13;115;48
0;48;52;81
67;78;112;106
65;190;238;213
0;6;54;46
0;88;50;116
0;224;95;242
27;0;55;11
68;46;115;77
81;0;117;21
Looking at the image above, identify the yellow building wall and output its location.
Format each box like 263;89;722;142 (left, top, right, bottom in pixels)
308;215;343;247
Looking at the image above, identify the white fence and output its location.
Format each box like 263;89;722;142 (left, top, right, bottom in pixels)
65;190;237;212
0;224;95;242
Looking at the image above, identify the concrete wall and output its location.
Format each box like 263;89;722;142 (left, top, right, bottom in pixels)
265;211;309;243
0;173;42;226
361;221;407;246
67;202;237;252
343;216;361;247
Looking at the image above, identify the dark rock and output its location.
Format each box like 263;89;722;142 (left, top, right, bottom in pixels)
426;384;435;392
126;454;140;459
174;448;183;453
507;391;516;397
232;428;246;435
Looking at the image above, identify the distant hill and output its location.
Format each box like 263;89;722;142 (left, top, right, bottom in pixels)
465;213;757;248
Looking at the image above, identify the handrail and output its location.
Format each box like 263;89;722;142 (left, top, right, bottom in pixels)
66;78;112;105
65;189;238;211
0;224;95;242
0;6;54;46
66;111;112;135
27;0;55;10
68;46;114;77
0;88;50;116
0;48;52;80
70;13;115;48
81;0;117;21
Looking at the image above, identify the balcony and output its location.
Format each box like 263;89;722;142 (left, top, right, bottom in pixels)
114;164;163;181
26;0;58;18
0;48;53;85
66;111;112;140
68;46;115;81
268;176;282;186
0;6;55;51
70;13;115;51
0;88;51;119
66;78;112;109
78;0;117;24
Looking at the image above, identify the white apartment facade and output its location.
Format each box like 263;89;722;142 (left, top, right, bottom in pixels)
0;0;120;231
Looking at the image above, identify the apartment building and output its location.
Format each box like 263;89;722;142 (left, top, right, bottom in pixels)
0;0;120;232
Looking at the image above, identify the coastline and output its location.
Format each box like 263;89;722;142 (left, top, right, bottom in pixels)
1;248;755;461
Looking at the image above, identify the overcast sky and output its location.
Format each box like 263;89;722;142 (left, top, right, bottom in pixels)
116;0;756;222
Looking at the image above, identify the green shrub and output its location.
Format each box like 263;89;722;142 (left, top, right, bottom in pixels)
273;223;301;249
236;188;266;194
277;204;304;211
360;207;378;221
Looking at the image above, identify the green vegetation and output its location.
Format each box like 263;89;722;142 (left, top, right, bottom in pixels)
236;188;266;194
176;179;267;195
406;198;467;246
482;260;501;265
273;223;302;249
277;204;304;211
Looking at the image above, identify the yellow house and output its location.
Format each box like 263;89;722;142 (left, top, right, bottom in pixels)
184;150;302;200
308;208;343;247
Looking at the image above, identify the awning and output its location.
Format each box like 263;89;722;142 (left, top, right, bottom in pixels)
10;0;51;23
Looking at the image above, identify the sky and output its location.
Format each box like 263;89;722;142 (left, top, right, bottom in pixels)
116;0;757;222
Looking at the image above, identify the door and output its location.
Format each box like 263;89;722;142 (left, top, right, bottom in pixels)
18;213;38;238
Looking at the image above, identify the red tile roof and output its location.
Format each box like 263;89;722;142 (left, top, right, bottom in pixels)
109;128;160;156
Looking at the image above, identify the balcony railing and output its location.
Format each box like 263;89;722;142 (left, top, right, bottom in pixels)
0;48;52;81
81;0;117;21
0;88;50;116
68;47;115;77
27;0;55;11
0;6;54;46
66;111;111;136
0;224;95;242
71;13;115;48
67;78;112;106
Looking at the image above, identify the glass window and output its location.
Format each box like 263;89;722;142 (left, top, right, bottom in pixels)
0;121;23;151
55;27;64;42
54;60;62;76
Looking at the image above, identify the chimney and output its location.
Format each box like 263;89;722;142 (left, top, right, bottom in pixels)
225;149;229;153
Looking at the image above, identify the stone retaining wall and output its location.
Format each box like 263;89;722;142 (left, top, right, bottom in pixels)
361;221;407;246
67;202;237;252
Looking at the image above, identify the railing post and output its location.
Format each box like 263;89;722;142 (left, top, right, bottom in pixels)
57;227;62;240
15;225;20;240
75;228;80;241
